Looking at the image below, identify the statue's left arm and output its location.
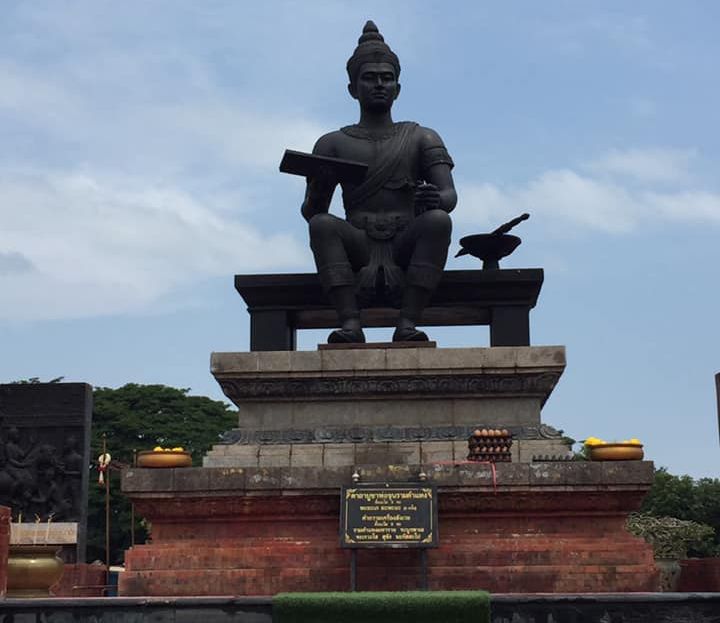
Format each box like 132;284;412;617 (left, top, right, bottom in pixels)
300;133;339;222
418;127;457;213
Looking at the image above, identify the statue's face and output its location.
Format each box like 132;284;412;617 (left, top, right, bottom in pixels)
349;62;400;112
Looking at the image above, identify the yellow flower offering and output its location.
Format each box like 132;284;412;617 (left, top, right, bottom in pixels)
584;437;642;447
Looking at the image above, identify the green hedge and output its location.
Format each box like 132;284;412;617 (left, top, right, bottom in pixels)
273;591;490;623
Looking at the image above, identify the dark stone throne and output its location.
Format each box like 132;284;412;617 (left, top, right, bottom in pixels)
235;268;543;351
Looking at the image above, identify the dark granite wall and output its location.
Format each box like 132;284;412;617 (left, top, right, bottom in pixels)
491;594;720;623
0;383;92;561
0;505;9;598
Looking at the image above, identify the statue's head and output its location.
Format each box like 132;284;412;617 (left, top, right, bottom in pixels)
347;21;401;111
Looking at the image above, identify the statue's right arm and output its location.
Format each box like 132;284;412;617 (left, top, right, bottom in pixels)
301;133;338;223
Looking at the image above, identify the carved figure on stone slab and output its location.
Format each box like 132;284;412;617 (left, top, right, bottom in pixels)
3;427;37;502
0;424;18;510
0;426;74;519
30;458;72;521
300;21;457;343
61;434;83;517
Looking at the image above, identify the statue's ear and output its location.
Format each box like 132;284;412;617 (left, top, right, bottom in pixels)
348;82;358;100
396;82;401;98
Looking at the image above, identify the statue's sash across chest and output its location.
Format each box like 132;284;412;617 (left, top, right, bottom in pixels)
336;135;420;178
336;126;422;200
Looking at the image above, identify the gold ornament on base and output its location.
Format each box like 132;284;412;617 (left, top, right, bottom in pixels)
137;448;192;468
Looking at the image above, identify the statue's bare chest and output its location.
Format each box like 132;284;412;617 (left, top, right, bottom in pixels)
332;133;392;166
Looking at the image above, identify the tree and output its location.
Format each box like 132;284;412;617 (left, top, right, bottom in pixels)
627;513;714;559
640;468;720;557
87;384;237;563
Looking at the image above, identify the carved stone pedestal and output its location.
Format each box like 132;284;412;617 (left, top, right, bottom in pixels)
207;346;570;468
120;345;658;596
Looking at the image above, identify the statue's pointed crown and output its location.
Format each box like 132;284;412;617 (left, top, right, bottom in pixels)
346;20;400;83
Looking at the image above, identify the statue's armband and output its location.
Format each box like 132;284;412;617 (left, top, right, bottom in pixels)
421;145;454;171
418;130;457;212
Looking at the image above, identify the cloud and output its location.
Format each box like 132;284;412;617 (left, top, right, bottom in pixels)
647;190;720;224
159;102;325;171
0;9;330;322
0;170;307;321
2;5;718;323
459;170;641;233
0;60;79;120
587;147;696;184
0;251;34;275
458;149;720;234
0;58;325;179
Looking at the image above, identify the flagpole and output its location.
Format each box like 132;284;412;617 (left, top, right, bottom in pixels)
131;448;137;547
103;434;110;584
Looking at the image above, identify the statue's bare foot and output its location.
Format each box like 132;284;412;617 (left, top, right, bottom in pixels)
392;326;429;342
328;327;366;343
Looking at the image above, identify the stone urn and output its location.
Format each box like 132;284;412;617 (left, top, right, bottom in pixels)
655;557;682;592
6;545;64;597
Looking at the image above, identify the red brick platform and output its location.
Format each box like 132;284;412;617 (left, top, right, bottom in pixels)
679;557;720;592
120;462;658;595
51;563;108;597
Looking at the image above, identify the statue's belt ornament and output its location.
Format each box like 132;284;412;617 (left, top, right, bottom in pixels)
350;214;410;240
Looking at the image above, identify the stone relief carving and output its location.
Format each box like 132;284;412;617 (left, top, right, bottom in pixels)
219;424;565;445
538;423;564;439
218;371;561;402
0;426;81;520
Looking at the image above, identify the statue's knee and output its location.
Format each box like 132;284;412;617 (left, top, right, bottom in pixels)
308;213;337;241
419;209;452;238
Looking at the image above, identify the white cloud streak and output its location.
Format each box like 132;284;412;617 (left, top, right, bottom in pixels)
587;147;697;184
458;148;720;234
0;171;307;321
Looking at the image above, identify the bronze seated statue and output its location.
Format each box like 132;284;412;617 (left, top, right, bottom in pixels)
300;21;457;344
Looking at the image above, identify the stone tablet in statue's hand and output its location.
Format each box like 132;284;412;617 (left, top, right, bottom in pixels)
307;166;339;202
414;182;441;215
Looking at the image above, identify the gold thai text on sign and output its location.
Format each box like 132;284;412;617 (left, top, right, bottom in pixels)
340;485;437;548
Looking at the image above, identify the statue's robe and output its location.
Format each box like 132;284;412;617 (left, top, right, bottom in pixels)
311;121;454;306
